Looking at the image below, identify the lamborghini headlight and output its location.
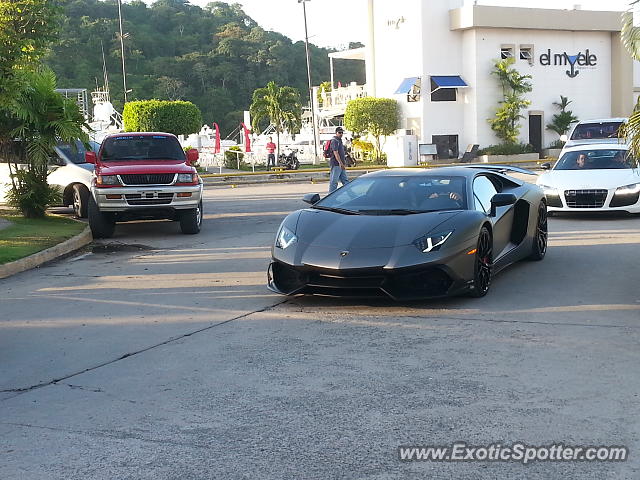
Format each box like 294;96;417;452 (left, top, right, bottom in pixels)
413;231;453;253
615;183;640;195
275;226;297;249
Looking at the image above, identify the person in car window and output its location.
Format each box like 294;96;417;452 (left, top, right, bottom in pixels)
611;151;627;168
575;154;587;169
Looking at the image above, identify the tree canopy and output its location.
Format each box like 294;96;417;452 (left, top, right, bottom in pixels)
44;0;365;136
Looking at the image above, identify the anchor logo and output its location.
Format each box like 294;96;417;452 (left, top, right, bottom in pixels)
566;54;580;78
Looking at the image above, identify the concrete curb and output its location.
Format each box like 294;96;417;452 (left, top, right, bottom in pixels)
0;225;93;279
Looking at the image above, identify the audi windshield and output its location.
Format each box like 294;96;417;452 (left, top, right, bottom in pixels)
555;149;637;170
101;135;186;161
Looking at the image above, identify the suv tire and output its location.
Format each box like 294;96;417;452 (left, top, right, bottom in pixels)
180;201;203;234
88;195;115;238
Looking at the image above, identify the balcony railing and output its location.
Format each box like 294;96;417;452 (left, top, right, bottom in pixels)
317;83;367;112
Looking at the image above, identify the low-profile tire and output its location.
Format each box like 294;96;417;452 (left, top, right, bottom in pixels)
528;202;548;261
72;184;90;218
88;195;115;238
468;226;493;298
180;201;203;234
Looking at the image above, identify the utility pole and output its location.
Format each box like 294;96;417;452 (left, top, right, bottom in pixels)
117;0;129;104
299;0;319;164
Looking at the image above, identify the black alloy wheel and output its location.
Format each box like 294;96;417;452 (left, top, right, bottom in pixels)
469;226;493;298
529;202;548;261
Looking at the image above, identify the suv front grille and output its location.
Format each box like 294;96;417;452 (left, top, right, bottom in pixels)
125;193;174;205
120;174;175;185
564;189;607;208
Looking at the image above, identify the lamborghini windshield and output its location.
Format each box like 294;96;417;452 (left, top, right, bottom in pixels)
315;175;467;214
101;135;186;161
555;149;637;170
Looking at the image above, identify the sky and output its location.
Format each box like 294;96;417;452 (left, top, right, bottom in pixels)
183;0;634;49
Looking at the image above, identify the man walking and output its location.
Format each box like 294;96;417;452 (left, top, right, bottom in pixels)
328;127;349;193
266;137;276;170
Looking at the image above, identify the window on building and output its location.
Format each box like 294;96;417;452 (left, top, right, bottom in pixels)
408;79;421;102
500;45;514;60
430;79;456;102
519;45;534;64
432;135;459;160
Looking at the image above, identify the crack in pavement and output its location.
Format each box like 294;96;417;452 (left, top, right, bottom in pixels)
0;300;287;400
0;422;211;450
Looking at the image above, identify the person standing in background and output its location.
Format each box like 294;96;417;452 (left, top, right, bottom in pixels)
266;137;276;170
328;127;349;193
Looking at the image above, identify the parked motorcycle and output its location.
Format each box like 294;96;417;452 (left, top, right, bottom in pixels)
278;148;300;170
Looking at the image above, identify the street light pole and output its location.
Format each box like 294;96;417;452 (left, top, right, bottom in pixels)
299;0;319;164
117;0;128;104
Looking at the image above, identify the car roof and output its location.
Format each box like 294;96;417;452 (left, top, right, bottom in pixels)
562;143;628;152
104;132;178;140
363;167;492;178
573;118;627;124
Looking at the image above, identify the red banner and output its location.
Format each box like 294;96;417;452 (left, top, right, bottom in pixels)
213;123;221;154
240;122;252;153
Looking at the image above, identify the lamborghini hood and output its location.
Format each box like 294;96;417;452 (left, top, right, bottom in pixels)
295;209;462;249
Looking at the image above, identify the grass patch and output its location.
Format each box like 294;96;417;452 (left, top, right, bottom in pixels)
0;215;85;265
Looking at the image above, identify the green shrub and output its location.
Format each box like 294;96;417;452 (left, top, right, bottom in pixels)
123;100;202;135
6;169;61;218
478;143;534;156
224;145;245;169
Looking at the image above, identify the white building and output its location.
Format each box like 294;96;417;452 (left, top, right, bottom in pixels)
362;0;635;161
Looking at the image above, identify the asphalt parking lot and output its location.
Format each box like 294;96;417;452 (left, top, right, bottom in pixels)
1;182;640;479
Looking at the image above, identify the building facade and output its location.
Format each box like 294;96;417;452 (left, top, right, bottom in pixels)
365;0;634;161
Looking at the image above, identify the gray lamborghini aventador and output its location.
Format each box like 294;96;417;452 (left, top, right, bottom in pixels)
268;166;548;300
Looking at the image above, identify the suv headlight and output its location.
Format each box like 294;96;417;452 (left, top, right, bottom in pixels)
275;226;297;249
615;183;640;195
413;231;453;253
177;173;196;183
96;175;120;185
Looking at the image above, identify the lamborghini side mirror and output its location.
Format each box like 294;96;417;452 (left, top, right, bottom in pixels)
302;193;320;205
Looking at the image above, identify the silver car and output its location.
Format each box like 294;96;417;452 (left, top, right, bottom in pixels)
48;140;100;218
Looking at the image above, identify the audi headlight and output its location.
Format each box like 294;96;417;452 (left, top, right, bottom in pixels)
275;226;297;249
538;184;558;195
177;173;196;183
414;231;453;253
96;175;120;185
615;183;640;195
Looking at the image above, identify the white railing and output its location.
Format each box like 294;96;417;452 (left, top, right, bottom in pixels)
318;83;367;112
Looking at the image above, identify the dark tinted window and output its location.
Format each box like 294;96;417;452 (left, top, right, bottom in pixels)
56;140;100;164
555;149;636;170
570;122;623;140
101;135;185;161
316;175;467;214
473;176;498;213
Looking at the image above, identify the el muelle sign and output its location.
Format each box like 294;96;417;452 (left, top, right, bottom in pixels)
539;49;597;78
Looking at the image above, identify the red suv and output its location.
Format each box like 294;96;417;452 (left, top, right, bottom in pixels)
85;132;203;238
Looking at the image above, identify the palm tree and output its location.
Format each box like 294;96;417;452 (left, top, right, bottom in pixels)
7;68;89;217
249;81;302;161
621;4;640;158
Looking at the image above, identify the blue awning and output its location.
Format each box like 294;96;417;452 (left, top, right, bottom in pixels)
430;75;468;90
394;77;420;94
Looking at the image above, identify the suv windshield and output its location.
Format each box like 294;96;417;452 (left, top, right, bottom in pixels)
555;149;637;170
56;140;100;164
101;135;186;161
315;175;467;214
570;122;623;140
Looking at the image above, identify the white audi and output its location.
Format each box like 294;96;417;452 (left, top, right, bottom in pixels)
537;144;640;214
